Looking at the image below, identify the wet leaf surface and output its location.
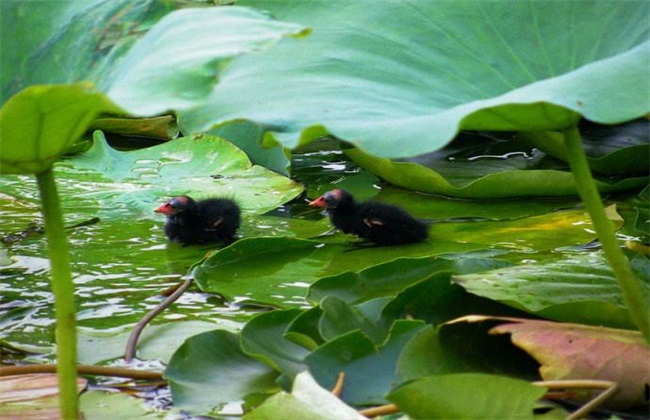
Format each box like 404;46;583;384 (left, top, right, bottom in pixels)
453;250;649;328
346;141;648;198
193;205;619;307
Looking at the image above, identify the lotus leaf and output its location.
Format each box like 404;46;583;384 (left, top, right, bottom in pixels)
388;373;546;419
305;320;426;405
193;205;619;307
182;0;649;159
166;330;279;413
244;371;365;420
2;132;303;219
0;84;121;174
454;251;649;329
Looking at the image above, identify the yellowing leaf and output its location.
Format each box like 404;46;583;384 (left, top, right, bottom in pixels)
451;315;650;409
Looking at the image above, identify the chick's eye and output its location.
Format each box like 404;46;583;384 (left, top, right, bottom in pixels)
168;200;179;209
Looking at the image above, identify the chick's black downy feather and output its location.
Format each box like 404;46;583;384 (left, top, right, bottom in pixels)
310;189;428;246
154;195;240;245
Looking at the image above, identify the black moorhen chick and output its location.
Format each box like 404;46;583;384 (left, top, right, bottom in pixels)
154;195;241;245
309;189;428;245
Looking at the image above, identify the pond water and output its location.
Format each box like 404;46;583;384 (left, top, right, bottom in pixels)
0;150;356;363
1;188;239;357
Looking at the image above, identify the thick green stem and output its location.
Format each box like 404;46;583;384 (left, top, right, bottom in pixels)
36;168;79;419
563;125;649;342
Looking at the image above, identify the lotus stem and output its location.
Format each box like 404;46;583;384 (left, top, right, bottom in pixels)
125;277;193;362
563;125;649;343
36;168;78;418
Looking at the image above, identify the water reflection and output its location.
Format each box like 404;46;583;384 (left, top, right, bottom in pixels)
0;177;261;358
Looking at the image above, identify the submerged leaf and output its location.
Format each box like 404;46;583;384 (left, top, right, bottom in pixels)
80;391;155;420
0;374;88;419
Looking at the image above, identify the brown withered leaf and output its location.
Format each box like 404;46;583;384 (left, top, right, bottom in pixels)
449;315;649;409
0;374;87;418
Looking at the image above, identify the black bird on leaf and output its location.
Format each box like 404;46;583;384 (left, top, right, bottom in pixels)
309;189;428;246
154;195;240;245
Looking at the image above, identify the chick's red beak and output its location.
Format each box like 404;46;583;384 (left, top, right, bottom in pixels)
309;196;326;208
154;202;174;215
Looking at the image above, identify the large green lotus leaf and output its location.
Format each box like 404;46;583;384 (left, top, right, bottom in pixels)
193;206;617;307
106;7;310;115
1;2;310;114
1;3;308;171
345;146;648;198
0;84;122;174
26;132;303;218
166;330;279;414
1;0;179;103
181;0;649;158
305;320;426;406
244;371;365;420
453;251;650;329
388;374;546;419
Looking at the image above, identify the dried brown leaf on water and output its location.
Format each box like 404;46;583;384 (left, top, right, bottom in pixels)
451;315;649;409
0;373;87;418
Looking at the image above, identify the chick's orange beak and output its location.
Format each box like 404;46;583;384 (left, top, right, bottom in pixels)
309;196;326;208
154;202;173;215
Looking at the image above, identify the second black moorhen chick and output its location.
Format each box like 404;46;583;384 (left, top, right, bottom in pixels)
309;189;428;246
154;195;241;245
